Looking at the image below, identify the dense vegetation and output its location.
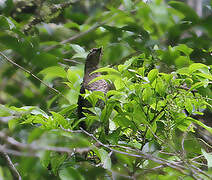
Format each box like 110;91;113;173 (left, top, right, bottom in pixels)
0;0;212;179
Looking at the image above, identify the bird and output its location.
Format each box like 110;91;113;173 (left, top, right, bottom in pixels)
77;47;111;130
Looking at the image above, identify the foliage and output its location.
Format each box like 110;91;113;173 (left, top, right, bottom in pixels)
0;0;212;179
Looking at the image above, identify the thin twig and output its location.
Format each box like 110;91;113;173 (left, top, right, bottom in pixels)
0;52;69;102
61;126;190;175
190;164;212;179
0;132;90;154
62;126;212;178
0;151;22;180
135;165;166;177
63;58;83;64
44;20;109;51
0;146;38;157
190;155;204;161
191;160;208;167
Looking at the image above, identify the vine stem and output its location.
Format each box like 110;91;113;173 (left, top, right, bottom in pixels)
0;51;69;102
0;152;22;180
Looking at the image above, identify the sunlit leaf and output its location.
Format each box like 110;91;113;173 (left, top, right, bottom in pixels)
189;81;208;91
114;78;125;90
91;67;120;75
147;69;158;83
189;63;210;74
39;66;66;79
175;44;193;56
0;15;15;30
185;98;193;114
96;148;111;170
202;149;212;168
187;117;212;134
195;73;212;80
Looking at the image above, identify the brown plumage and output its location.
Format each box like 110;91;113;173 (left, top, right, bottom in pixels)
77;47;110;129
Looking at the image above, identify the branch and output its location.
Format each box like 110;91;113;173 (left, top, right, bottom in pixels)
60;126;191;175
0;151;21;180
0;52;69;102
0;145;39;157
44;19;109;52
135;165;166;177
61;126;212;178
0;132;90;154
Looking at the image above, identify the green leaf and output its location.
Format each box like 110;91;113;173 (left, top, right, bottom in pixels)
58;104;78;115
0;105;12;116
142;86;153;104
201;14;212;37
147;69;159;83
59;167;83;180
0;15;15;30
106;127;121;144
185;78;193;86
202;149;212;168
39;66;66;79
70;44;88;59
175;56;190;68
155;77;166;96
133;105;149;126
50;111;68;128
185;98;193;114
187;117;212;134
118;64;127;73
70;44;85;54
51;153;67;175
0;34;34;59
2;0;14;16
123;0;133;11
83;90;105;108
115;153;135;167
177;67;190;76
169;1;199;24
96;148;111;170
40;151;51;168
114;78;125;90
8;118;18;130
189;63;209;74
31;52;58;68
66;69;80;86
101;103;114;125
21;114;46;125
175;44;193;56
28;128;45;143
146;122;157;140
113;114;135;128
30;107;49;117
195;73;212;80
189;81;208;91
91;67;120;75
122;24;149;39
106;90;124;98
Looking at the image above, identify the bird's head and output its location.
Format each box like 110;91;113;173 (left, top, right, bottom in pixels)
85;47;102;68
